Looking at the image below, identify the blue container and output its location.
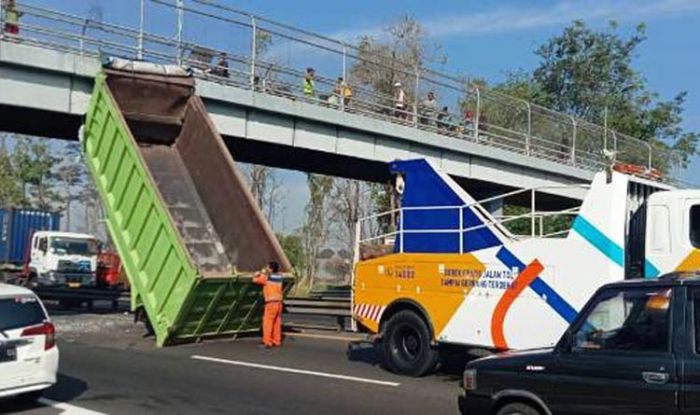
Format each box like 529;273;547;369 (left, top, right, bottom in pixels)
0;209;61;265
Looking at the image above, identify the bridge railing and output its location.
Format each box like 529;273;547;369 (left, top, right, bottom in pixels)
2;0;685;183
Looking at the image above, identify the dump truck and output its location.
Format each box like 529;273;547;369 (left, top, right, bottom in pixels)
353;158;700;376
0;208;60;275
81;64;290;346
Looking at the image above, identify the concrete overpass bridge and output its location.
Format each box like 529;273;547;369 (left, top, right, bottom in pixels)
0;1;677;206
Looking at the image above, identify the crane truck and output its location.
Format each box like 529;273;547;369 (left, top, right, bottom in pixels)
352;158;700;376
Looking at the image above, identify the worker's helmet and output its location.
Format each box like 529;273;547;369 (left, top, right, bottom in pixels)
394;81;402;87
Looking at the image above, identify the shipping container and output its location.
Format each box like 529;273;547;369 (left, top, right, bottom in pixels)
0;209;61;265
81;68;291;346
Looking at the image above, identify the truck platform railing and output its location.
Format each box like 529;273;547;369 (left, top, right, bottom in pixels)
1;1;686;182
354;184;589;261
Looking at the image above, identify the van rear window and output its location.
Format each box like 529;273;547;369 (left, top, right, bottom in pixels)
0;297;46;332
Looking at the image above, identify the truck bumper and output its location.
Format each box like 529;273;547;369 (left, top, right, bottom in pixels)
458;393;494;415
31;287;122;302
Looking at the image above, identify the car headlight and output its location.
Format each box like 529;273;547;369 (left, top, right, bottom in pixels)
463;369;477;391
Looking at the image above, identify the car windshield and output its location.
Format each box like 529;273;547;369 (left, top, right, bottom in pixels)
0;296;46;332
573;287;672;352
691;205;700;248
50;237;98;256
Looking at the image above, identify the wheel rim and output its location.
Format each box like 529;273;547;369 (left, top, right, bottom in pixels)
394;323;422;361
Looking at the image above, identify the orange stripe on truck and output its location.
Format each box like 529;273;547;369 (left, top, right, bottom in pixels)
490;259;545;350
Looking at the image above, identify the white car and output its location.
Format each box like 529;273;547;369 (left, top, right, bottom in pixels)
0;283;58;401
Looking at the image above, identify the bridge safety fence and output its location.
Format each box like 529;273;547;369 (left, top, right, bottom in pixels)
0;0;686;184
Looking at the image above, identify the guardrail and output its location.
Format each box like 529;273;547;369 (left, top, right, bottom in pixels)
284;297;351;331
0;0;685;181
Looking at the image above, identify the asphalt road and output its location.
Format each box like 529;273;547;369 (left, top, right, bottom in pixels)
1;308;464;414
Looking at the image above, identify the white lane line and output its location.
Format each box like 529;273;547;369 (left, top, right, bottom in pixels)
191;355;400;387
38;397;107;415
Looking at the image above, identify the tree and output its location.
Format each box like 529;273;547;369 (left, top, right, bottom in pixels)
0;136;21;208
496;20;698;167
277;233;304;272
13;138;61;210
244;164;283;228
300;173;334;287
350;16;446;109
55;142;85;231
79;184;107;240
328;179;364;253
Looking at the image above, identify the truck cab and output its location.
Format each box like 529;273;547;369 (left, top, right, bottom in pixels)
28;231;99;288
459;272;700;415
643;190;700;276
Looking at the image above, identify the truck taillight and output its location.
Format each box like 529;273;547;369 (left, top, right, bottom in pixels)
21;322;56;350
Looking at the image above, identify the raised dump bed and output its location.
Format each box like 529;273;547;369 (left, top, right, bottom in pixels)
81;67;291;346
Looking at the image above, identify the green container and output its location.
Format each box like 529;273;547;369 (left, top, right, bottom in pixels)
82;69;290;346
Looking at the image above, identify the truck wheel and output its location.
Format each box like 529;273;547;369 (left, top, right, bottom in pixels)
382;310;438;377
497;403;540;415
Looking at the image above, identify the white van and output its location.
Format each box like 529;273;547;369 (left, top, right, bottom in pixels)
0;283;59;401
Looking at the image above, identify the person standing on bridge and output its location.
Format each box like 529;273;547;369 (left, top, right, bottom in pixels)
340;77;353;110
394;81;406;119
3;0;22;37
420;91;438;127
253;261;284;348
212;52;229;78
303;67;316;98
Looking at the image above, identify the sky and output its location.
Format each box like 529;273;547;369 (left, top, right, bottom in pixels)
21;0;700;233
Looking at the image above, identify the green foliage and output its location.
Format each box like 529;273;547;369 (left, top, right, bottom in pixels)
0;135;101;233
369;182;395;235
496;20;698;167
1;136;62;210
0;138;21;208
277;233;304;273
502;204;573;237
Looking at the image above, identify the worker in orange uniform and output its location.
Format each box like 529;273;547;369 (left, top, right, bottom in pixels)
253;261;284;348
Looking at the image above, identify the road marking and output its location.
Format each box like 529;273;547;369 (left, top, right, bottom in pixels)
38;397;107;415
285;332;366;342
191;355;400;387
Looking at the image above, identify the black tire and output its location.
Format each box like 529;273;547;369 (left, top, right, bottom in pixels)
382;310;438;377
497;402;540;415
14;390;42;403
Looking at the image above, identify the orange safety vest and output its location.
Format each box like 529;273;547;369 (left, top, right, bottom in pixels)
253;272;283;303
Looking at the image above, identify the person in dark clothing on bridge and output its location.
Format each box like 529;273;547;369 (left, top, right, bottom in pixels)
212;52;229;78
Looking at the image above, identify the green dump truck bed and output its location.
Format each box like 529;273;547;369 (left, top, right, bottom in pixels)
82;68;291;346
